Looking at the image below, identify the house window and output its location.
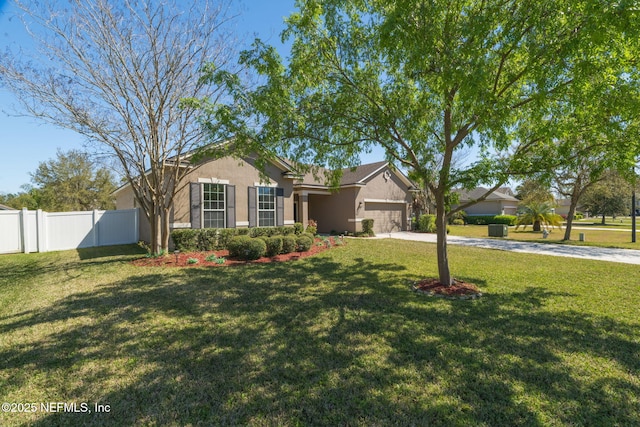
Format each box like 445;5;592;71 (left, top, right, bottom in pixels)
258;187;276;226
203;183;225;228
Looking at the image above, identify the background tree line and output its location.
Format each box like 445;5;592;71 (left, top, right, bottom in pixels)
0;149;116;211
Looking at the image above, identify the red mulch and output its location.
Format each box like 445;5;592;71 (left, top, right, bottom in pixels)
412;278;482;298
132;237;343;268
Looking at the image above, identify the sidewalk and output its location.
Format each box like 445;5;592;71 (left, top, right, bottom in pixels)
382;231;640;265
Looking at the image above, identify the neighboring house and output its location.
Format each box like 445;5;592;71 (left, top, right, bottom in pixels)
554;198;582;217
0;204;16;210
114;152;415;240
454;187;519;216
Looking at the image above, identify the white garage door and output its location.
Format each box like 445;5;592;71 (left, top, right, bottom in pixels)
364;202;405;233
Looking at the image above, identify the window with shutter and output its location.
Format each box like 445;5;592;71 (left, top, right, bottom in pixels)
202;183;226;228
258;187;276;227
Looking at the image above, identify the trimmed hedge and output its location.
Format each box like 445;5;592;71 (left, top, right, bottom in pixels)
228;236;266;260
172;227;320;259
466;215;517;225
281;235;297;254
171;229;200;252
171;226;297;252
295;235;313;252
265;236;283;257
362;218;375;237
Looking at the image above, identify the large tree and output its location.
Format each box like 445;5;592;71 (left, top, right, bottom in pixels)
553;155;607;240
0;185;41;210
31;149;116;211
207;0;636;285
581;170;633;224
0;0;238;253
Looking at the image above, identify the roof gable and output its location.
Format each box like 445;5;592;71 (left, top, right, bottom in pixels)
456;187;519;202
296;161;414;189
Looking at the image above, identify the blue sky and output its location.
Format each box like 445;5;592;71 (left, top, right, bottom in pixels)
0;0;384;195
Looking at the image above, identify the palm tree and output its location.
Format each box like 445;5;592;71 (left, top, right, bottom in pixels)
516;202;563;232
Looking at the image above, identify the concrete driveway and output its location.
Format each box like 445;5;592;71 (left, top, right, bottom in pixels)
381;231;640;265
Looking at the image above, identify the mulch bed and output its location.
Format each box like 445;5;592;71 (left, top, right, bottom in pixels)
132;237;342;268
412;278;483;300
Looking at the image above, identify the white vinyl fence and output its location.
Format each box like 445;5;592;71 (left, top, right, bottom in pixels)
0;208;139;254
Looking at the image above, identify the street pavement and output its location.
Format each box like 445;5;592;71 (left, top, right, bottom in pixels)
380;231;640;265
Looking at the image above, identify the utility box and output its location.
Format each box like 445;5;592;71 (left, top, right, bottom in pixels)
488;224;508;237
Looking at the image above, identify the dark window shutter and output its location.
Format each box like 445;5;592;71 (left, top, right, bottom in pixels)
226;185;236;228
190;182;201;229
276;187;284;227
248;186;257;227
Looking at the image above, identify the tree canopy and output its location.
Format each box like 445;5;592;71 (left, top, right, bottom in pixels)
31;149;116;211
206;0;639;285
581;170;633;224
0;0;239;253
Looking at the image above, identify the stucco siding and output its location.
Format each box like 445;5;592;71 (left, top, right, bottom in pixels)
463;201;518;216
308;187;358;233
173;155;294;227
356;167;411;232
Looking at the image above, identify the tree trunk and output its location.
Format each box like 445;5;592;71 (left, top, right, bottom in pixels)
533;220;541;232
148;204;160;255
435;190;453;286
563;186;581;241
161;206;171;253
601;215;606;225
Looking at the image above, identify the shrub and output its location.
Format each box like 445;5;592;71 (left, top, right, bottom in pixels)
236;228;250;236
294;222;304;235
282;226;296;235
228;235;251;258
205;254;218;262
493;215;517;225
247;238;267;259
575;212;584;220
227;236;266;260
361;218;375;236
418;214;436;232
306;219;318;235
198;228;218;251
187;258;198;264
171;229;199;252
466;215;516;225
265;236;283;257
448;210;467;225
296;235;313;252
217;229;237;250
250;227;269;238
281;235;297;254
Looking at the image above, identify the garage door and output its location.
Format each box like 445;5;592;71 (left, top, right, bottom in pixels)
364;202;405;233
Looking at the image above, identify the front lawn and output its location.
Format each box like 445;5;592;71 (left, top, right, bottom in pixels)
1;240;638;426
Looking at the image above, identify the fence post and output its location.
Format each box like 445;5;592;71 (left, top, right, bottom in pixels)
134;208;139;242
21;208;30;254
93;210;99;247
36;209;46;252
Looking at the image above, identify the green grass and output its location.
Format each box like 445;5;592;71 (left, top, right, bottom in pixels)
1;241;639;426
449;225;640;249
